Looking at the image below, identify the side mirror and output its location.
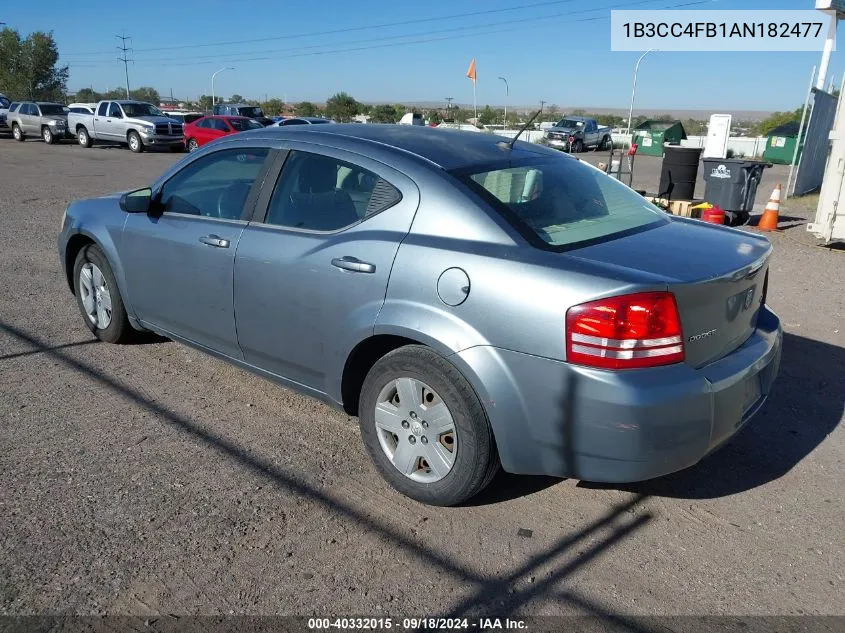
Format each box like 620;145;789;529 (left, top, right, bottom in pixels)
119;187;152;214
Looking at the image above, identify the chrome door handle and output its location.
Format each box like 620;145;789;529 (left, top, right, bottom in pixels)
331;256;376;274
199;234;229;248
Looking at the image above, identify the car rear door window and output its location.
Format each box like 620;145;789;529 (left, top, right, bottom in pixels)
158;148;270;220
456;156;666;250
263;151;401;231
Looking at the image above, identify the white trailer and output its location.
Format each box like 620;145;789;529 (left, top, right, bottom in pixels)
809;82;845;243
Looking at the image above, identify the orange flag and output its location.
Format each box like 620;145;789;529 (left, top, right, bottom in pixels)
466;58;477;82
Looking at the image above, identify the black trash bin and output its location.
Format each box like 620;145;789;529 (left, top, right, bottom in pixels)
701;158;772;225
658;146;703;200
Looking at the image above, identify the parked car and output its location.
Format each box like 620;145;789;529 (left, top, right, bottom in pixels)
0;93;11;135
57;125;782;506
7;101;71;144
183;115;264;151
67;102;98;114
273;117;334;127
545;116;612;152
212;103;274;126
67;100;184;153
164;111;204;126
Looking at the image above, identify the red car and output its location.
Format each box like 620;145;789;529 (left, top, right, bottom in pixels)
183;115;264;151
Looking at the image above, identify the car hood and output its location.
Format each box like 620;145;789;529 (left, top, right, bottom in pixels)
133;115;180;124
549;127;578;134
44;114;68;122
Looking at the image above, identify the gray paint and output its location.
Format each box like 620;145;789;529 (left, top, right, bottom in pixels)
58;124;783;481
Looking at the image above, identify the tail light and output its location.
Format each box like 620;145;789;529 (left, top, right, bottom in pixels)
565;292;685;369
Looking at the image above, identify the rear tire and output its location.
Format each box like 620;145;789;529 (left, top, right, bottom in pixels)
12;124;23;142
127;131;144;153
187;138;199;152
42;126;54;144
73;244;135;344
358;345;500;506
77;127;92;148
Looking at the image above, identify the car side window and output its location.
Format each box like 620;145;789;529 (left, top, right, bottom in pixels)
97;102;109;116
108;103;122;118
264;151;401;231
195;118;210;129
211;118;229;132
158;148;270;220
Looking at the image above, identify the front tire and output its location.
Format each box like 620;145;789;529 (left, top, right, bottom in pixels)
42;126;54;144
72;244;134;344
597;135;610;151
12;124;23;142
572;139;584;153
77;127;92;148
127;131;144;153
358;346;499;506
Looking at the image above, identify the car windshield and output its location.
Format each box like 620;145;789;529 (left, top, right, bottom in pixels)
456;156;667;250
121;103;164;117
238;107;264;118
229;118;264;131
556;119;584;128
39;104;67;115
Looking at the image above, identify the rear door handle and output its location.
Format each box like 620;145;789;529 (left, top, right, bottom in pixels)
199;234;229;248
331;256;376;274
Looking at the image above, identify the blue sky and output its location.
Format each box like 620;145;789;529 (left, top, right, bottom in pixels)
2;0;842;111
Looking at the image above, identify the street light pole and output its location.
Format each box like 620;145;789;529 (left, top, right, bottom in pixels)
498;76;509;129
627;48;657;138
211;66;234;109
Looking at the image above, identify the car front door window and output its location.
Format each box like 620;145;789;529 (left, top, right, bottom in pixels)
158;148;270;220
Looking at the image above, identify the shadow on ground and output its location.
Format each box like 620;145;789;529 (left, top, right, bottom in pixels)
0;319;656;626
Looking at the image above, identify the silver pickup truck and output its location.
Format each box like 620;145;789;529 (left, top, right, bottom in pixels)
67;100;184;153
545;116;612;153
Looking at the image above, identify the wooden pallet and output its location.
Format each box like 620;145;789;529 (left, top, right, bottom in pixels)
645;197;699;218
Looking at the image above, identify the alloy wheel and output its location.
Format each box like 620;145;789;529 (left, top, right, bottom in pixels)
79;263;113;329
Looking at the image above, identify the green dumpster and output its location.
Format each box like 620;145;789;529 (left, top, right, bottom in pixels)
763;121;803;165
632;120;688;157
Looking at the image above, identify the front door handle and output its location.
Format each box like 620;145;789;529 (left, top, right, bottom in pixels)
199;234;230;248
331;256;376;274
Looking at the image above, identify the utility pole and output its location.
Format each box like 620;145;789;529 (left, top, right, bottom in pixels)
539;100;546;120
116;33;133;99
445;96;454;118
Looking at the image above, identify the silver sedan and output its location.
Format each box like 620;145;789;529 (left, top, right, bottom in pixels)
58;125;782;506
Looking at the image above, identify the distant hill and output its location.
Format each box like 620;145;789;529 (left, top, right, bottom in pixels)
371;102;773;121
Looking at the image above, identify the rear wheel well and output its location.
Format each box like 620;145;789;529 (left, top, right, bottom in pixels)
64;235;95;293
341;335;421;416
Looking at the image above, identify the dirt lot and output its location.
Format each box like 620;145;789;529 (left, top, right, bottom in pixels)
1;139;843;622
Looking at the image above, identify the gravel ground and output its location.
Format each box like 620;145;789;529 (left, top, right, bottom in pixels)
0;139;843;621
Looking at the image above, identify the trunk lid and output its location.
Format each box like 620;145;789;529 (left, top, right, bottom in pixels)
567;219;772;368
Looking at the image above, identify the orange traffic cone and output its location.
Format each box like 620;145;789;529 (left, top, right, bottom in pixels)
758;184;781;231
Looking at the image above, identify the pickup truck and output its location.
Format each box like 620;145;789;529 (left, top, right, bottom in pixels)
544;116;612;153
67;100;184;153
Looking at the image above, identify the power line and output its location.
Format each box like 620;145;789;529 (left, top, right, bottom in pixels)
115;33;133;98
60;0;578;58
64;0;711;70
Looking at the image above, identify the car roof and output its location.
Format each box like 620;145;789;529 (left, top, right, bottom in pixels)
237;123;559;171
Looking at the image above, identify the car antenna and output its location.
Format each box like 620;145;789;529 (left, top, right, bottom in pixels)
498;108;542;151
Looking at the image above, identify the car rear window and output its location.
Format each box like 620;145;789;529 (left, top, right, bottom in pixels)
455;156;667;250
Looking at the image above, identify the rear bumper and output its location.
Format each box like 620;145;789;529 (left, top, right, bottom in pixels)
453;306;782;482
